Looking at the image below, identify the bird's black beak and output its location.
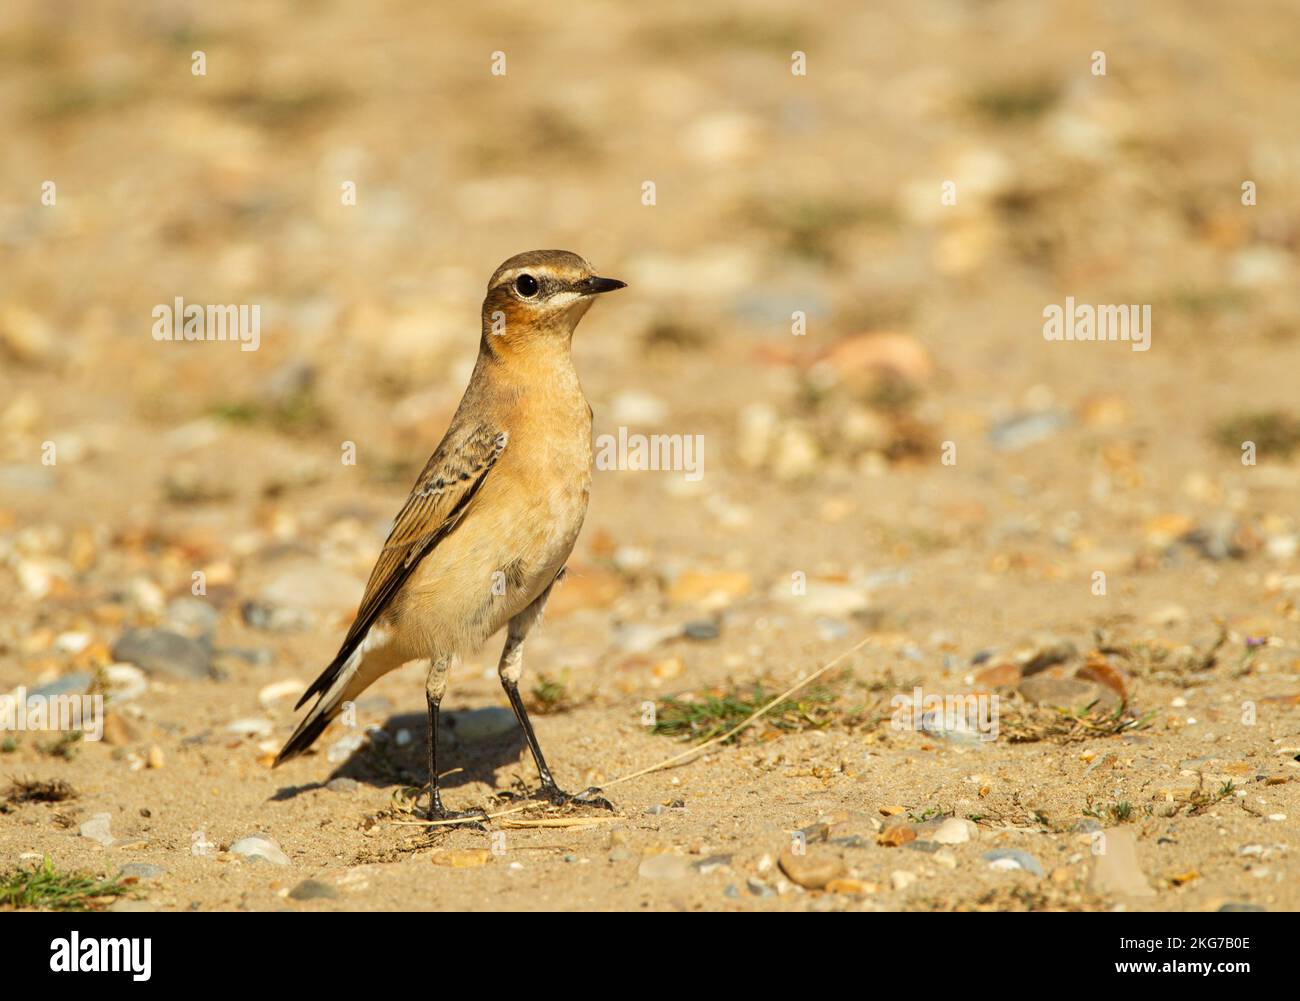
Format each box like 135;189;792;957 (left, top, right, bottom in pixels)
576;275;627;295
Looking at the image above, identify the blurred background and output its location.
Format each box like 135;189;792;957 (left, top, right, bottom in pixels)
3;0;1300;911
5;0;1300;683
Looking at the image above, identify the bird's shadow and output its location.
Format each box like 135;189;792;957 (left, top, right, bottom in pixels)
270;708;528;803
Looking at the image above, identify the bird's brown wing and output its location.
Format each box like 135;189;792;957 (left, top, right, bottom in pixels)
294;425;509;710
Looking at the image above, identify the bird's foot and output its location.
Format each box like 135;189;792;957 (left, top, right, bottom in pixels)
424;791;489;829
540;783;617;813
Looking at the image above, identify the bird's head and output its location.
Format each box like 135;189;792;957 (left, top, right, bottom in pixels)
481;250;625;346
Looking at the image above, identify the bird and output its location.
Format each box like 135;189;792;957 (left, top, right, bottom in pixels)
274;250;626;822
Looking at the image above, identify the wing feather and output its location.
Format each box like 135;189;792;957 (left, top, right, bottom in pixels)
292;425;508;711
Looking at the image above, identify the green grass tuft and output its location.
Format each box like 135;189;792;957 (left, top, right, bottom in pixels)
0;857;130;911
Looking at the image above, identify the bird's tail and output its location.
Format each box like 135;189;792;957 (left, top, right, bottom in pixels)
273;627;407;767
273;649;355;766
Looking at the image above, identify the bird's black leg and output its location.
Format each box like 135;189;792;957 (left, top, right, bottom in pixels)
424;658;487;827
501;672;615;813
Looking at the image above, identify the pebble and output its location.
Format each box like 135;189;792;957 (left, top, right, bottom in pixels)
290;879;340;900
229;835;291;866
326;731;368;763
326;777;359;793
983;849;1045;877
79;813;115;847
112;629;214;680
430;849;492;868
930;818;977;845
891;870;918;891
119;863;167;881
227;718;275;738
612;621;683;654
608;390;669;425
746;878;776;898
102;663;148;702
253;559;364;628
989;410;1069;451
258;679;305;707
773;580;870;618
778;848;844;889
449;707;517;743
667;571;752;608
29;673;93;699
683;619;721;641
164;597;219;639
637;854;695;881
1019;674;1115;711
1088;828;1155;897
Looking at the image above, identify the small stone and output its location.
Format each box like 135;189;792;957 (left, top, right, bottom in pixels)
30;673;93;699
613;622;683;654
229;835;291;866
119;863;167;881
1017;637;1078;675
326;777;359;794
683;619;721;641
1018;674;1115;711
164;597;219;639
430;849;492;868
972;662;1021;688
638;854;694;881
1218;903;1266;912
79;813;115;847
877;825;916;847
746;878;776;898
252;558;364;628
448;707;517;743
891;870;918;891
931;817;976;845
778;848;844;890
326;731;367;763
1089;828;1155;897
290;879;340;900
227;718;275;738
667;571;752;608
112;629;214;680
989;410;1069;451
826;878;875;895
258;679;305;707
102;663;148;702
146;745;165;769
983;849;1045;877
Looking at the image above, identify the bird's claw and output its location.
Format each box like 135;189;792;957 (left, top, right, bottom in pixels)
541;784;617;813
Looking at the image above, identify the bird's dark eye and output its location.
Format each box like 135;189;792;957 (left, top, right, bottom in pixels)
514;274;539;297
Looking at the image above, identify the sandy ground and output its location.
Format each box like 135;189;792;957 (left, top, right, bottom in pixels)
2;0;1300;911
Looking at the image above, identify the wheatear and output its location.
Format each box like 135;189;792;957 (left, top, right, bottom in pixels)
275;250;626;821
